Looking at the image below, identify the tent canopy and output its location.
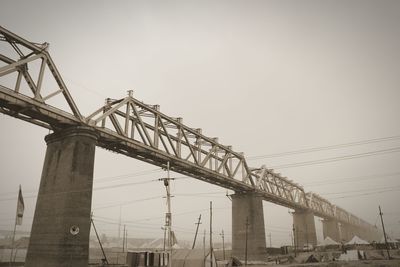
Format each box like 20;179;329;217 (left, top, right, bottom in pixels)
346;236;369;245
318;237;340;246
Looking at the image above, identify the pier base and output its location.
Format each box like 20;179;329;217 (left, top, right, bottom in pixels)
25;127;98;267
232;193;267;261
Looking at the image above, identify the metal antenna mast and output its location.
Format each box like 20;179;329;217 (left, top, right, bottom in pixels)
192;214;202;249
159;162;173;267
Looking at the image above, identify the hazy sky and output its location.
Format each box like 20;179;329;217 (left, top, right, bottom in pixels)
1;0;400;247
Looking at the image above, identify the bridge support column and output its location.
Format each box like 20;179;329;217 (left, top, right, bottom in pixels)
358;227;367;241
322;219;340;242
293;210;317;248
25;127;98;267
232;193;267;261
340;223;353;242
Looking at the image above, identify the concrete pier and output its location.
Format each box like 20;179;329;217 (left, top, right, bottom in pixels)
339;223;354;242
322;219;340;242
25;127;98;267
293;210;317;248
232;193;267;261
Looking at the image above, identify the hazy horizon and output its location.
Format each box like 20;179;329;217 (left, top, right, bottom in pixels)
1;0;399;247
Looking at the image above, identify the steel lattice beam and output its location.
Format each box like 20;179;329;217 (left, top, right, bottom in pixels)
0;26;377;230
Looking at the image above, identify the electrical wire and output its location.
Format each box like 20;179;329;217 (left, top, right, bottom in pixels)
303;171;400;187
320;185;400;196
248;134;400;160
0;168;162;199
329;187;400;200
270;146;400;169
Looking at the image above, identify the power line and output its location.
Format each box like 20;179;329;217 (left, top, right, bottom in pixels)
303;171;400;187
96;168;162;183
93;196;163;210
329;188;400;200
0;179;161;202
270;146;400;169
248;134;400;160
320;185;400;196
93;191;229;210
0;168;163;199
126;206;231;223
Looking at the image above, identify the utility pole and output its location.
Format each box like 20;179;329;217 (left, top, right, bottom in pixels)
379;206;391;259
192;214;202;249
290;232;294;254
122;224;126;252
268;233;272;248
210;201;213;267
292;224;297;257
125;228;128;252
162;227;166;251
245;217;249;267
159;162;173;267
305;222;309;249
220;230;226;260
203;229;206;259
118;205;122;239
91;214;109;265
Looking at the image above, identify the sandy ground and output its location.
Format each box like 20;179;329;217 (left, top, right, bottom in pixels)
248;259;400;267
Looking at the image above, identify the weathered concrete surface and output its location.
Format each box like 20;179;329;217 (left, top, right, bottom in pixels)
232;193;267;261
25;127;98;267
322;219;340;242
339;223;354;242
293;210;317;248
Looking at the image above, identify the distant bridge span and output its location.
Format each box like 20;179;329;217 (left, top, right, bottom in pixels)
0;26;381;264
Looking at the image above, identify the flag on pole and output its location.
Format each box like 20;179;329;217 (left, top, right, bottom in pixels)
16;185;24;225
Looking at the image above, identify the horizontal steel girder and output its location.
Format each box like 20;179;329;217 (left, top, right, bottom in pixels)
0;26;377;231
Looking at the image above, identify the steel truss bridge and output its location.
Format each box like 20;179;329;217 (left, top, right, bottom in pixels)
0;26;374;231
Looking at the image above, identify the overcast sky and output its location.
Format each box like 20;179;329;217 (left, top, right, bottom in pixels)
1;0;400;247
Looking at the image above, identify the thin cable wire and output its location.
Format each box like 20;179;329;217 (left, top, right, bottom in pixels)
271;147;400;169
248;134;400;160
303;171;400;187
329;188;400;200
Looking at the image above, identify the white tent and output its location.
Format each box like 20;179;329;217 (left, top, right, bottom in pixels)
318;236;340;246
346;236;369;245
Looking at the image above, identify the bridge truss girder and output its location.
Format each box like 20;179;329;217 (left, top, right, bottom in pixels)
0;26;377;231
